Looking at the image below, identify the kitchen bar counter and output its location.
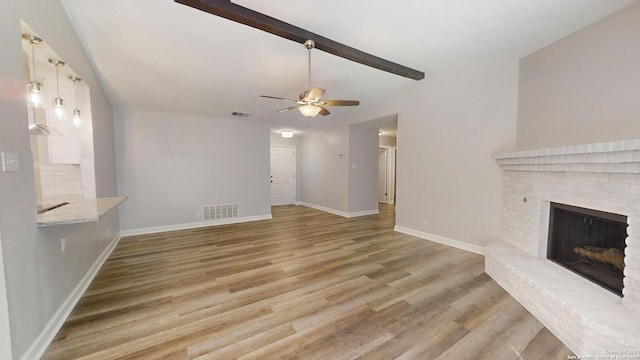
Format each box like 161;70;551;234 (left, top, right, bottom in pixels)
37;197;127;227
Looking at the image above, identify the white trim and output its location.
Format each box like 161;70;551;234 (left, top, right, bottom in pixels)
393;225;485;255
298;202;379;218
348;209;380;218
378;148;388;204
120;214;273;237
386;147;396;205
21;233;122;360
298;202;349;217
270;145;297;206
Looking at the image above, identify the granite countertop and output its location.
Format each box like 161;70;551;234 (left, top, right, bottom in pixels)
37;197;127;227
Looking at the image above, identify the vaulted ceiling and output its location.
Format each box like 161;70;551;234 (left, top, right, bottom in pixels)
60;0;635;134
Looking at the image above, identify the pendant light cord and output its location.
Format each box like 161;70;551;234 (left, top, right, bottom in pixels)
30;41;37;81
55;63;61;97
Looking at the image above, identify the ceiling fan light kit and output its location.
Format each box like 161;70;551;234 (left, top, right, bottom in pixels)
299;104;321;117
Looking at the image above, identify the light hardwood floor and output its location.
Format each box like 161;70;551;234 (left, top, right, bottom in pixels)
42;204;572;359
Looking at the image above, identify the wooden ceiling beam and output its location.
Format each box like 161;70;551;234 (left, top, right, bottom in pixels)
175;0;425;80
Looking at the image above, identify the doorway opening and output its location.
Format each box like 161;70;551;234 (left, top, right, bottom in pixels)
351;113;398;222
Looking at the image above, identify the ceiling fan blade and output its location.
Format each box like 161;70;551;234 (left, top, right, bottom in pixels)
260;95;299;103
317;100;360;106
276;105;300;113
307;87;325;102
319;107;330;116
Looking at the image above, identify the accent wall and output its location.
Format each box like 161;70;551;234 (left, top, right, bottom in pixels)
517;2;640;150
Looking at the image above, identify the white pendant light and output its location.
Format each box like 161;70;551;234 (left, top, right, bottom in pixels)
49;59;66;120
281;130;294;138
22;35;43;107
70;76;82;128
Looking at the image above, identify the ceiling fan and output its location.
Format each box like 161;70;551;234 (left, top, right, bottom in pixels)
261;40;359;117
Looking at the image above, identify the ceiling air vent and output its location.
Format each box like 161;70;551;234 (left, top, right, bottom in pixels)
231;112;251;118
202;203;239;221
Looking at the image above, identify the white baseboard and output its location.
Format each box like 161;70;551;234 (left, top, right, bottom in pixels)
297;202;378;218
347;209;380;217
21;233;122;360
120;214;273;237
393;225;485;255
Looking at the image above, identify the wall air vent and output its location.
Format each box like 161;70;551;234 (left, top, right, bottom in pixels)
202;203;239;221
231;112;251;118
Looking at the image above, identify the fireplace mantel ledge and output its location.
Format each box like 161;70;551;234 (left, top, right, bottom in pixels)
496;139;640;173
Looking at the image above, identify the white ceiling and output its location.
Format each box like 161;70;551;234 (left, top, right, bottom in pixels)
60;0;635;135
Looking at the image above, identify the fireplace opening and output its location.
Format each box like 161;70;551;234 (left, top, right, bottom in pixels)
547;203;627;296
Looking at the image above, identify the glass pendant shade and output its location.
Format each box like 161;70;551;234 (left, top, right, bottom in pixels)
73;109;82;128
298;104;321;117
53;97;65;119
27;80;43;107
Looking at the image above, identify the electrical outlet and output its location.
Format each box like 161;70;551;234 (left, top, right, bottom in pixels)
196;210;201;219
422;218;428;227
61;238;67;252
107;228;111;237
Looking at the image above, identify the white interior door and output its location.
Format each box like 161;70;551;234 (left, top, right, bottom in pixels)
270;145;296;206
378;148;387;203
387;147;396;205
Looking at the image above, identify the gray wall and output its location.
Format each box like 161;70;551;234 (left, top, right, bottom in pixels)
348;60;519;248
517;2;640;150
348;125;380;213
299;126;350;213
115;107;271;231
0;0;118;358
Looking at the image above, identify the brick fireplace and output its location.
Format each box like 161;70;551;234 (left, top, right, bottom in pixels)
486;139;640;355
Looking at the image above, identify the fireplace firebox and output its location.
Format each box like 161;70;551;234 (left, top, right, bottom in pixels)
547;203;627;296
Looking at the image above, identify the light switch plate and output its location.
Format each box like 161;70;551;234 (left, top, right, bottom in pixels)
1;152;19;172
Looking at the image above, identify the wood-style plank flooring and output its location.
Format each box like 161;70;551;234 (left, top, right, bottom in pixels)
43;204;572;359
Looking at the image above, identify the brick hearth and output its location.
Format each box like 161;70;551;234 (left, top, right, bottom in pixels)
486;139;640;356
